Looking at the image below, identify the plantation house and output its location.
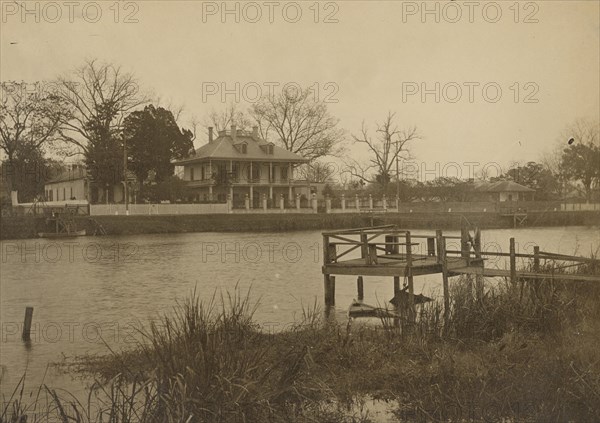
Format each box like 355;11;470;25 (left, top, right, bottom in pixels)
173;126;317;208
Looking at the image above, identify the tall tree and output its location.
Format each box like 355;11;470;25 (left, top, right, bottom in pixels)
559;119;600;202
204;103;252;134
250;87;345;161
0;82;70;201
123;105;194;185
55;60;147;201
492;161;561;200
346;112;420;193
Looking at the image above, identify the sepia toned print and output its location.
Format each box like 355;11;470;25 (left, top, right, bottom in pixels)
1;1;599;421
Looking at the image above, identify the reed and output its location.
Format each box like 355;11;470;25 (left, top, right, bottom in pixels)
2;258;599;422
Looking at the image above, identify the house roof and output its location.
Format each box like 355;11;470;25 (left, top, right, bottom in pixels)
173;130;308;165
473;181;535;193
46;167;87;184
46;167;136;185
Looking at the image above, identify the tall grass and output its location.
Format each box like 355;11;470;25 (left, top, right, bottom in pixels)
3;258;600;422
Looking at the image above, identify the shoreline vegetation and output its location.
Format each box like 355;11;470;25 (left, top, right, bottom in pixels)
1;210;599;240
2;258;600;422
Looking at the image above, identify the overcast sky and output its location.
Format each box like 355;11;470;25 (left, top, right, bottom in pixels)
2;0;599;180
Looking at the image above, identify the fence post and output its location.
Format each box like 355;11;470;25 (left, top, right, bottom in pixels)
406;231;415;324
510;237;517;284
22;306;34;342
357;276;364;301
533;245;540;271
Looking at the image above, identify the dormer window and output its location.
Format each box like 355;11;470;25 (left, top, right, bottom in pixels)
268;144;274;155
241;143;247;154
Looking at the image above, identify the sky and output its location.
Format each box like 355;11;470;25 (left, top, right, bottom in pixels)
1;0;599;181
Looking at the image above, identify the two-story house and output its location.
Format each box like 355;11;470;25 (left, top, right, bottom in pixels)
173;125;310;207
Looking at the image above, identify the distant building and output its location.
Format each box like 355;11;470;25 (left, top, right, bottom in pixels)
471;181;535;202
44;165;134;204
44;165;88;202
173;125;318;207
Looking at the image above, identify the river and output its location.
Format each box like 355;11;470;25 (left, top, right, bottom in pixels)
1;226;598;397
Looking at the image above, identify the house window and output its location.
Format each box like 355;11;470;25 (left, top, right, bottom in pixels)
70;187;73;199
268;144;274;154
190;167;195;181
281;167;288;181
241;143;247;154
247;163;260;181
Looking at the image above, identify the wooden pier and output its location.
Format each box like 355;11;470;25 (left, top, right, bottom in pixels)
322;225;600;322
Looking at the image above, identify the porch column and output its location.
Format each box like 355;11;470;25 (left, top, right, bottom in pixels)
269;162;273;200
288;185;293;201
249;185;253;208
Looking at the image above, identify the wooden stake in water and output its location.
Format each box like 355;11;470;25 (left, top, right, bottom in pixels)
22;306;33;341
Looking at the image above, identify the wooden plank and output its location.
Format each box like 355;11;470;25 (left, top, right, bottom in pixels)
449;267;600;282
323;264;443;277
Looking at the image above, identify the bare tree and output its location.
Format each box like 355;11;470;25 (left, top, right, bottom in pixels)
204;103;252;135
250;87;345;161
55;59;147;155
346;112;420;192
296;159;339;183
53;60;147;201
0;82;70;192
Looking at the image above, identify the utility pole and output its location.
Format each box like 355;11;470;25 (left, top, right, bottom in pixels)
396;156;400;201
123;135;129;214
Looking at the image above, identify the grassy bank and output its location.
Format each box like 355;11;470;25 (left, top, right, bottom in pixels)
3;262;600;422
1;210;598;240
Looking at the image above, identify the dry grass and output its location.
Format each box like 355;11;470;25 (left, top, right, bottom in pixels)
2;259;600;422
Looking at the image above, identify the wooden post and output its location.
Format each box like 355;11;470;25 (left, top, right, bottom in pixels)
323;235;333;307
533;245;540;272
360;232;368;263
440;236;450;328
22;306;33;341
329;276;336;306
509;237;517;284
357;276;364;301
460;225;470;259
405;231;415;323
474;227;483;301
435;230;443;263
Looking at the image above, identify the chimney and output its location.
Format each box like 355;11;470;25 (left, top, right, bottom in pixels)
231;125;237;143
208;127;213;143
252;126;259;139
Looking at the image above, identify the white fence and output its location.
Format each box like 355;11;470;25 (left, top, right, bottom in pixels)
560;203;600;211
90;203;230;216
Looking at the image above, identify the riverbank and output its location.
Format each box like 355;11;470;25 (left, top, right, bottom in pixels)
4;270;600;422
1;210;598;240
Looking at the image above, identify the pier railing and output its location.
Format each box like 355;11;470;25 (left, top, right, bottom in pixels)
321;225;600;325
